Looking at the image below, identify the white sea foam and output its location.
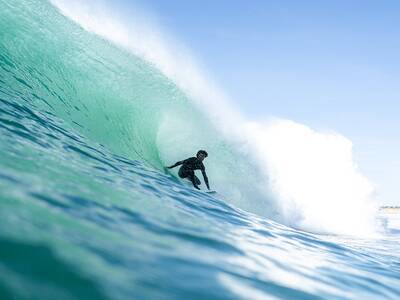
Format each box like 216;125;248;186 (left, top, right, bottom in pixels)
50;0;378;236
245;120;378;235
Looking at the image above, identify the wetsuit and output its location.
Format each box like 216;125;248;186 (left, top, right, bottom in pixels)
167;157;210;190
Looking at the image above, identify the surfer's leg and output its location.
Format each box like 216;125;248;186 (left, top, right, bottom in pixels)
178;169;200;190
193;175;201;185
187;172;200;190
178;168;188;178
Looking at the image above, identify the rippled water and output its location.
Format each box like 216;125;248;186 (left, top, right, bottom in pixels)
0;94;399;299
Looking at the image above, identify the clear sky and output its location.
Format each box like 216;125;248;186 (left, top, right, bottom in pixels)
114;0;400;205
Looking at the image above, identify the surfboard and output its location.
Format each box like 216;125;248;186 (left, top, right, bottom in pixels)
205;190;217;194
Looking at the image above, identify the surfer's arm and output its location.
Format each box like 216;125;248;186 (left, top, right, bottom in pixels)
167;160;184;169
201;169;210;190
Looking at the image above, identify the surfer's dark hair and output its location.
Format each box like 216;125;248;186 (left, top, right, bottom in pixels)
197;150;208;157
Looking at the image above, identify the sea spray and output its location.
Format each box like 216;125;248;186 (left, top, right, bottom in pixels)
246;120;378;235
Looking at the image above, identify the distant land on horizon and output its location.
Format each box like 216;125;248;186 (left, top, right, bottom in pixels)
380;206;400;213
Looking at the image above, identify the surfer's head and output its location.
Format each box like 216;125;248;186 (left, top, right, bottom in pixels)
196;150;208;161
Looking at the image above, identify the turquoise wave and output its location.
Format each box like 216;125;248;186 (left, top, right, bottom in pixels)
0;0;275;217
0;1;399;299
1;0;190;166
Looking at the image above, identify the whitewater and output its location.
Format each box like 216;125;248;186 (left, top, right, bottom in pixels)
0;0;399;299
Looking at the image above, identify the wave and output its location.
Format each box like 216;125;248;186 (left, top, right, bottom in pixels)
1;0;378;235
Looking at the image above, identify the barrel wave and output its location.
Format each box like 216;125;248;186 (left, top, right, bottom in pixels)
0;1;399;299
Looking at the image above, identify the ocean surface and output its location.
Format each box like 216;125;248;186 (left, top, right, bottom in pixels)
0;1;399;299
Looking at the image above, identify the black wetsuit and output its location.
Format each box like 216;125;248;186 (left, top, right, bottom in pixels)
168;157;210;190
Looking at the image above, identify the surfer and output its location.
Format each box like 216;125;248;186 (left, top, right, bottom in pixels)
167;150;210;190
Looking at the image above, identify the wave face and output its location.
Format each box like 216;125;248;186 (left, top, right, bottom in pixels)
0;1;399;299
0;0;276;219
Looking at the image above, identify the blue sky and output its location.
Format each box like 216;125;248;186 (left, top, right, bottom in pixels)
115;0;400;205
